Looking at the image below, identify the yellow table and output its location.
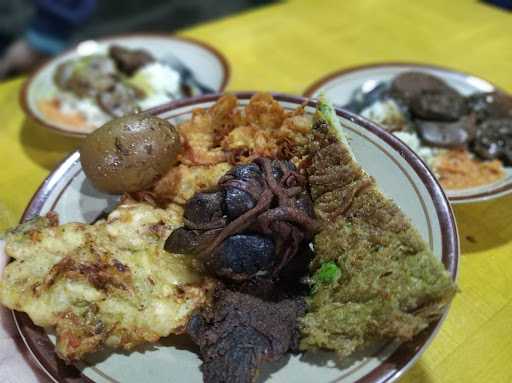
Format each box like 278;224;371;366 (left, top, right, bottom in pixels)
1;0;511;381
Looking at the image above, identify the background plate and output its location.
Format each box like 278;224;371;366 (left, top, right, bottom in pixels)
20;33;230;137
303;63;512;204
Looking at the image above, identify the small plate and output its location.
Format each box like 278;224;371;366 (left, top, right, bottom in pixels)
303;62;512;204
20;33;230;137
11;93;458;383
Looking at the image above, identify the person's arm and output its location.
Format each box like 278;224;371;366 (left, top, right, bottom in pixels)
27;0;97;55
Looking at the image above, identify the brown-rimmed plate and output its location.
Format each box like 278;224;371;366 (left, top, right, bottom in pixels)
303;62;512;204
20;33;230;138
8;92;458;383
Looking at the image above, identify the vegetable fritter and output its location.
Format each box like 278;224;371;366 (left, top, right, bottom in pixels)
0;201;215;361
299;98;456;359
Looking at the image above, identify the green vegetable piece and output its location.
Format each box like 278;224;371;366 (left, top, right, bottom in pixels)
311;261;341;293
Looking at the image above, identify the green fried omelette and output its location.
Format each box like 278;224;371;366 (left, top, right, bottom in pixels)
299;99;456;358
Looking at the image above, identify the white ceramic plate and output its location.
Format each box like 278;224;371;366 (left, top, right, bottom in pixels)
20;33;230;137
303;63;512;204
11;93;458;383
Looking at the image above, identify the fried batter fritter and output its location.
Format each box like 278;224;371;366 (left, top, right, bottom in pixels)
152;94;312;203
153;163;232;204
299;99;456;359
178;95;239;166
221;94;312;163
0;202;215;361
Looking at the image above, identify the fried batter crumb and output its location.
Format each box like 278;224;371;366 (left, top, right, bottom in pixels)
434;149;505;189
152;93;313;202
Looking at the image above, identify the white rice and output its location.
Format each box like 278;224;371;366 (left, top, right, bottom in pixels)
57;92;110;127
393;131;442;168
135;62;181;98
360;99;409;132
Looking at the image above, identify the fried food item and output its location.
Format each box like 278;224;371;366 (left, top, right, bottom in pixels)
54;55;117;98
220;94;312;163
187;288;306;383
175;93;311;166
0;201;215;361
299;99;456;359
38;98;92;131
221;125;278;162
153;163;232;204
96;82;143;117
434;149;505;189
178;95;239;165
150;93;313;206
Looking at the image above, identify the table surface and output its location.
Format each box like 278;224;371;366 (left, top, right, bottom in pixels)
1;0;512;382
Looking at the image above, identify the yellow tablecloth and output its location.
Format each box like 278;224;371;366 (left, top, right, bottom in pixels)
1;0;511;382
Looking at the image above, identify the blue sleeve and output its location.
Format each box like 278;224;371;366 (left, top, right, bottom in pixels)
27;0;97;54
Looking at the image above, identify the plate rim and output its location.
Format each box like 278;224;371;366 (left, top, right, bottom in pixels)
13;92;459;383
18;32;231;138
301;61;512;204
302;61;503;97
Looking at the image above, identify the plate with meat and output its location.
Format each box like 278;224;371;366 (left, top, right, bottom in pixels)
303;63;512;203
0;92;458;383
20;34;230;137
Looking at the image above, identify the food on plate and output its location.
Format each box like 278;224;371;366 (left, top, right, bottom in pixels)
54;55;118;98
165;157;318;382
80;113;181;193
41;45;189;133
175;93;312;166
0;200;215;361
346;71;512;190
473;118;512;165
187;289;306;383
299;99;456;358
467;92;512;121
96;82;144;118
164;159;319;281
154;163;232;204
415;114;476;148
0;93;456;382
360;98;411;132
435;149;505;189
390;72;459;103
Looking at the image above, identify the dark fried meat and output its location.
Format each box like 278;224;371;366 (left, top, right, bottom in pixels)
165;159;319;282
109;45;155;76
187;289;306;383
96;82;143;117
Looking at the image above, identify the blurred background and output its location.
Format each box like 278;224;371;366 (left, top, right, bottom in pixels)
0;0;275;79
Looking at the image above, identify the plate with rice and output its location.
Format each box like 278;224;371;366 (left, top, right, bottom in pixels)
20;33;230;137
303;63;512;204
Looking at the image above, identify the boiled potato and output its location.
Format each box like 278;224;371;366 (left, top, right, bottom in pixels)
80;114;180;193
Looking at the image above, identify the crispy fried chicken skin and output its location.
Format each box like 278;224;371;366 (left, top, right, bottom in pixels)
187;289;306;383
